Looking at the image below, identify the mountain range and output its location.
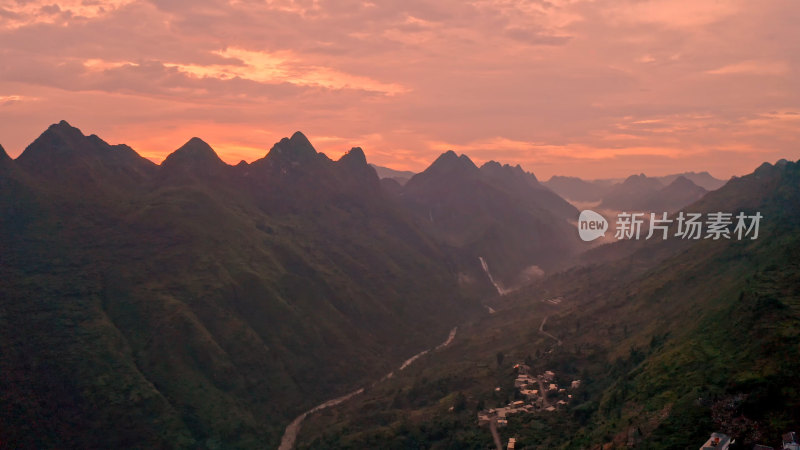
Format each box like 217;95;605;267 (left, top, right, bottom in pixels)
0;121;581;448
2;121;793;449
296;157;800;449
377;165;725;214
597;173;708;212
545;171;726;209
0;122;477;448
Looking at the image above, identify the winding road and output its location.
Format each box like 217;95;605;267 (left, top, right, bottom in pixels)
489;419;503;450
538;315;562;346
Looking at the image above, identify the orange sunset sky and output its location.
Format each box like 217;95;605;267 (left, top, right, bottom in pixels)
1;0;799;179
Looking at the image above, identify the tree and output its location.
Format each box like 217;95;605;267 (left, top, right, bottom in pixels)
453;392;467;412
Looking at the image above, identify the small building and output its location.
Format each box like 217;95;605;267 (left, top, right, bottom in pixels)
497;418;508;427
784;431;800;450
512;400;524;407
477;413;491;425
571;380;582;389
545;405;556;412
700;432;731;450
558;388;566;393
549;383;558;391
507;437;516;449
543;370;555;381
520;389;538;399
515;375;535;387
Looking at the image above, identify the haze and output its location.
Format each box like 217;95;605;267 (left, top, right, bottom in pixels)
1;0;798;179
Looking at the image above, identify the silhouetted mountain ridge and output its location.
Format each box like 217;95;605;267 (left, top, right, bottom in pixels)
14;120;156;191
0;143;10;163
159;137;230;183
400;151;580;289
162;137;225;167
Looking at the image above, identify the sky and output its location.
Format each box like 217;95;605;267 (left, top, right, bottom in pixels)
1;0;799;180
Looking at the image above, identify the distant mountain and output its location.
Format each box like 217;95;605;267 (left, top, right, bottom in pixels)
370;163;416;185
596;173;707;212
400;151;581;290
543;175;615;202
0;122;484;449
545;171;726;204
647;175;707;211
479;161;576;221
598;173;664;210
655;171;727;191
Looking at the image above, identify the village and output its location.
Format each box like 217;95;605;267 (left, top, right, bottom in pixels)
476;363;580;449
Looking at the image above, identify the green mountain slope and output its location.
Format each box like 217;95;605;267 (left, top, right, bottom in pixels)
296;158;800;449
0;122;484;448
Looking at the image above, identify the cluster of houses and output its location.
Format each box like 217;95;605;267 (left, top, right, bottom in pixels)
477;363;581;428
476;363;799;449
700;431;799;450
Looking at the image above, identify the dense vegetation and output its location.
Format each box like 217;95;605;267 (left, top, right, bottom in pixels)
297;159;800;449
0;122;495;448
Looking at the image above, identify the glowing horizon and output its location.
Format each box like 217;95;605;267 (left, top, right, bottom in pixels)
1;0;798;180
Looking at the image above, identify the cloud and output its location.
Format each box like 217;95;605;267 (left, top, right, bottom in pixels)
0;0;136;29
165;47;409;95
600;0;741;28
706;60;790;76
0;94;35;105
0;0;798;180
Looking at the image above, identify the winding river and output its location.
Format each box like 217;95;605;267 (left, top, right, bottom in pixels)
277;326;458;450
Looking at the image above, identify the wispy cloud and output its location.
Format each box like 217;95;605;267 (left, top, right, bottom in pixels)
164;47;408;95
706;60;790;76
